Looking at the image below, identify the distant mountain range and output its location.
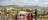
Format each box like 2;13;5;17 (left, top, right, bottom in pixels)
0;5;48;8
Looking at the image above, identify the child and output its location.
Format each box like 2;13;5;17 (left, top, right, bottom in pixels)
27;13;33;20
17;14;25;20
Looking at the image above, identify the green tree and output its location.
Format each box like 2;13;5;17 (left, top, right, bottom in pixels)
6;10;11;20
0;13;1;16
21;8;23;11
46;12;48;15
26;9;32;12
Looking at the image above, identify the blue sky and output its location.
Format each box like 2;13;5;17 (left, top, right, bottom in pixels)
0;0;48;7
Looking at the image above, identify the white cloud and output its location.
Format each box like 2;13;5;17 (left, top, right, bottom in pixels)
44;2;48;4
0;0;48;7
34;0;39;2
43;0;48;2
18;0;28;3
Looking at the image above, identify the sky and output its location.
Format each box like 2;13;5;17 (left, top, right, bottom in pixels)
0;0;48;7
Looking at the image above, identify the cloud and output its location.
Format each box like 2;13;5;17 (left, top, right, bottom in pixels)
0;0;48;7
34;0;39;2
44;2;48;4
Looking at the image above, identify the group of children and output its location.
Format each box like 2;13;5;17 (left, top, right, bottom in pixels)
15;13;33;20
